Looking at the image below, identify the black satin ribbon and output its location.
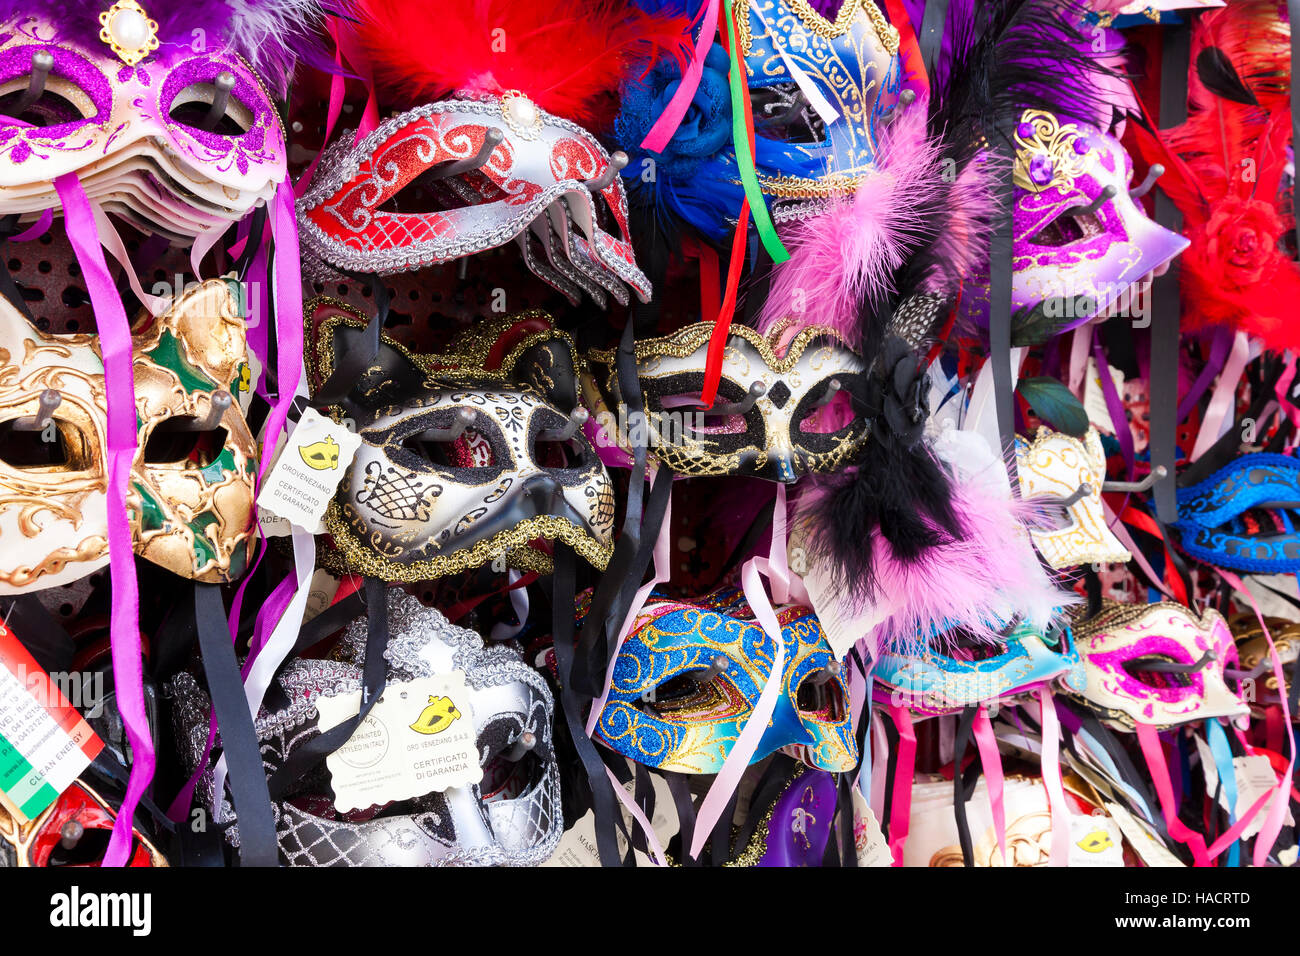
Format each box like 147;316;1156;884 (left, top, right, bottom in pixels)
548;544;624;866
286;590;368;660
192;582;279;867
664;771;698;866
232;205;268;281
953;706;977;867
879;714;901;835
710;786;741;866
989;128;1018;473
266;577;389;801
310;271;388;409
837;774;857;867
572;320;650;697
1150;20;1191;522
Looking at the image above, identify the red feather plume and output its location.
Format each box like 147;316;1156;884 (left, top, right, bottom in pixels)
1131;0;1299;350
346;0;692;129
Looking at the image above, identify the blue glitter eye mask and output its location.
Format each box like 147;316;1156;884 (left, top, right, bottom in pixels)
1174;453;1300;573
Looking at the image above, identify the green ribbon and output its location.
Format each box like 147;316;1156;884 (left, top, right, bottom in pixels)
723;0;789;264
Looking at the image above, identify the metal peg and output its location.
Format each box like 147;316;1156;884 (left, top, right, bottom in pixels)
12;50;53;115
704;381;766;416
1129;164;1164;200
585;151;628;191
1063;184;1118;218
12;389;61;431
1101;465;1168;494
417;407;475;442
199;71;236;132
178;389;231;430
505;730;537;761
692;654;729;684
538;407;589;442
432;128;504;179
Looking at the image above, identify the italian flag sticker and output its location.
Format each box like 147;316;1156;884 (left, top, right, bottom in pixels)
0;622;103;822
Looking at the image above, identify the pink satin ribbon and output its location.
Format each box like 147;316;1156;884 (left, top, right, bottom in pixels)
887;703;916;865
295;41;348;197
332;19;380;145
972;705;1006;864
53;174;150;868
1216;569;1296;866
1102;499;1176;600
259;179;305;480
639;0;722;153
1274;355;1300;453
686;485;793;860
9;208;51;242
1134;721;1212;866
1037;689;1071;866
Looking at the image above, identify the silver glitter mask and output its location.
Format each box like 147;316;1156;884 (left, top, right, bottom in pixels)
168;589;562;866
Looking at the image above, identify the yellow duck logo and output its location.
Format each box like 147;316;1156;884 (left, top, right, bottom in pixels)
299;435;340;470
410;695;462;735
1075;828;1114;854
237;364;251;393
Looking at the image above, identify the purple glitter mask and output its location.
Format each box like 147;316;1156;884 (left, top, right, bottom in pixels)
0;5;306;232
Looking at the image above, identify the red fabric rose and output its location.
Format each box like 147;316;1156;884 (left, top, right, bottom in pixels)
1199;196;1287;290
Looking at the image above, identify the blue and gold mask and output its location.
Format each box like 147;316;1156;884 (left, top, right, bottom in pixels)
583;587;857;773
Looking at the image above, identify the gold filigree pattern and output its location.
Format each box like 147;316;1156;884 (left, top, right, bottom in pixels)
1012;109;1089;194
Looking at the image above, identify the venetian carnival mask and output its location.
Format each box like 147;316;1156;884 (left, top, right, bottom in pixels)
1005;109;1189;327
169;589;560;866
1016;426;1131;569
1175;453;1300;573
1063;600;1249;730
308;299;614;580
0;277;256;592
736;0;901;203
586;322;867;481
296;95;649;305
873;616;1085;717
0;2;298;239
585;586;857;774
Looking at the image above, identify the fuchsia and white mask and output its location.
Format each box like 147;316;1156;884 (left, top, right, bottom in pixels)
1065;600;1249;730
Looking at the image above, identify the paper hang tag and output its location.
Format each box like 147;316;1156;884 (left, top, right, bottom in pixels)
314;673;482;814
303;569;342;624
541;769;679;867
802;556;889;660
0;623;103;823
1233;754;1291;839
1068;812;1125;867
1082;357;1127;435
255;407;361;534
1103;800;1185;868
851;789;891;867
235;351;261;416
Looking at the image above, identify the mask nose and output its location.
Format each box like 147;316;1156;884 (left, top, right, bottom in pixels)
522;472;562;509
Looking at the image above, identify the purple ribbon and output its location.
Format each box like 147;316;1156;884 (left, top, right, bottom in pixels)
53;174;150;868
1176;326;1232;424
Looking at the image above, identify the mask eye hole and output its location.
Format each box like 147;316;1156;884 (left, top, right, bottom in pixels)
1028;211;1103;247
44;821;115;866
481;748;543;803
374;165;486;214
0;83;88;127
533;435;587;470
798;389;854;434
143;422;228;466
751;83;824;145
167;81;254;137
1123;655;1195;689
0;418;76;469
795;672;846;722
402;428;497;469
